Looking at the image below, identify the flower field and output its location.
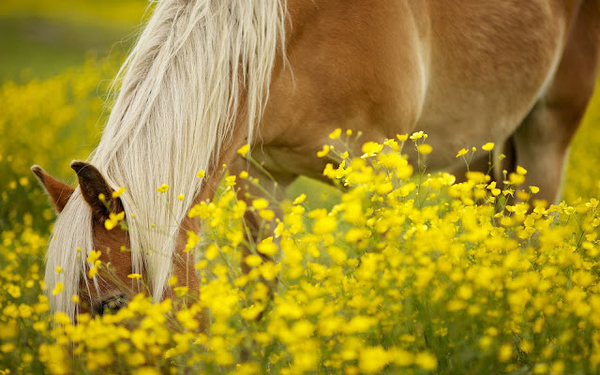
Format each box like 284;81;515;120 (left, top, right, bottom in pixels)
3;3;600;373
1;62;600;374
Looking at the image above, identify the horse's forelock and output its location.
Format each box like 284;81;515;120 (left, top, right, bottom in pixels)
45;190;94;320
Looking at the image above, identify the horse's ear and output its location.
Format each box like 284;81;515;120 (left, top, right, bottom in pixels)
70;161;120;220
31;165;75;213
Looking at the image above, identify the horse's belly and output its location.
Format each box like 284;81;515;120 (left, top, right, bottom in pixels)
261;0;575;178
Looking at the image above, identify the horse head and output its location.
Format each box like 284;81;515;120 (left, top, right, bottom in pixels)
32;163;134;317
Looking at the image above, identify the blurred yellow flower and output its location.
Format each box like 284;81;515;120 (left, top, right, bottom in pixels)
482;142;495;151
52;282;63;296
225;176;236;186
329;128;342;139
317;145;330;158
237;144;250;157
252;198;269;210
417;144;433;155
112;186;126;198
456;148;468;157
257;237;278;256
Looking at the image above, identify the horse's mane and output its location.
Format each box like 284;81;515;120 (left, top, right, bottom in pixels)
45;0;287;319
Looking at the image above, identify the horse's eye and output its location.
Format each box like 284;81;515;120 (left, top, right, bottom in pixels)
95;294;127;316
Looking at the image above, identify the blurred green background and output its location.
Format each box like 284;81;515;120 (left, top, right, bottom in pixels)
1;0;599;232
0;0;147;82
0;0;148;231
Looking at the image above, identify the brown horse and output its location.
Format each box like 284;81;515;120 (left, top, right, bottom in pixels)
33;0;600;320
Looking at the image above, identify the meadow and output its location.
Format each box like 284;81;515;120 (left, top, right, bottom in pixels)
2;2;600;374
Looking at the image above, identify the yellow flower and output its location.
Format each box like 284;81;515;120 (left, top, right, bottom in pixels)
156;184;169;193
415;352;438;370
252;198;269;210
232;200;247;219
245;254;263;267
6;285;20;299
396;133;409;142
313;215;337;235
390;348;414;366
482;142;495;151
317;145;330;158
274;221;285;237
196;170;206;178
1;343;15;353
52;282;64;295
184;231;200;252
361;142;383;157
132;367;161;375
417;144;433;155
346;316;375;333
359;346;389;374
498;343;513;362
550;361;565;374
128;273;142;279
225;175;236;186
509;173;526;185
456;148;468;157
178;194;185;201
241;304;265;321
105;217;117;230
88;261;101;279
237;144;250;157
257;237;278;256
516;190;530;201
293;194;306;205
87;250;102;263
259;261;281;280
205;244;220;260
259;209;275;221
533;363;549;374
292;320;315;338
55;266;62;274
105;211;125;230
112;186;126;198
516;165;528;175
519;340;534;354
409;131;427;140
329;128;342;139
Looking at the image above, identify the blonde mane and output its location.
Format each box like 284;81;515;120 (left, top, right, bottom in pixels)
45;0;287;320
